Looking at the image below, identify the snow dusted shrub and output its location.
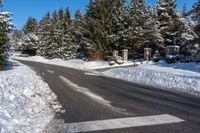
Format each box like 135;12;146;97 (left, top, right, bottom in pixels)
0;55;5;69
165;55;195;63
164;55;180;64
179;55;194;63
195;53;200;63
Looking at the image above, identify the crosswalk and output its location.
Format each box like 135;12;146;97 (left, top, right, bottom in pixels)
62;114;184;133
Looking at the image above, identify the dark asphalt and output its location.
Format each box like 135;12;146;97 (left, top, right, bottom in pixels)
19;60;200;133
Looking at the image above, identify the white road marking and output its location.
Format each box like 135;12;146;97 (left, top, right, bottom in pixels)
46;69;54;74
60;76;111;106
62;114;184;133
84;72;100;76
60;76;126;112
84;70;101;76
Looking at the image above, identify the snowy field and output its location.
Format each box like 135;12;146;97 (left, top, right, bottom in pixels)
103;62;200;96
0;60;63;133
13;55;200;96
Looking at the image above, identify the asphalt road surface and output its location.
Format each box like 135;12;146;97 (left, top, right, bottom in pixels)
19;60;200;133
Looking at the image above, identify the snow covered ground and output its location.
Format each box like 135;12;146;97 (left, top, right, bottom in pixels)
12;56;137;70
0;60;63;133
103;62;200;96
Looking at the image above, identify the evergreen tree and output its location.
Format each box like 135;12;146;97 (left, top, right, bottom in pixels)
37;12;54;57
23;17;37;34
64;7;72;26
189;0;200;61
118;0;163;54
174;17;197;56
9;29;23;51
182;4;188;18
155;0;179;45
50;10;63;58
83;0;126;60
0;2;13;67
73;10;85;58
155;0;196;56
61;8;78;59
191;0;200;22
84;0;103;59
73;9;94;59
22;17;38;55
191;0;200;44
37;8;78;60
106;0;125;52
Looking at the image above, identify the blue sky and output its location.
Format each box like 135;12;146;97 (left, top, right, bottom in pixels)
2;0;196;29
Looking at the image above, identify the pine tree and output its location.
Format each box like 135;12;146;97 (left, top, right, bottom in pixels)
174;17;197;56
83;0;102;59
173;6;196;56
73;9;94;59
155;0;179;45
22;17;38;55
154;0;196;57
191;0;200;44
73;10;85;58
61;7;78;59
64;7;72;26
189;0;200;61
9;29;23;51
117;0;163;55
37;12;54;58
106;0;125;52
0;1;13;67
49;10;63;58
182;4;188;18
37;8;78;60
23;17;37;34
82;0;126;60
191;0;200;22
0;12;14;54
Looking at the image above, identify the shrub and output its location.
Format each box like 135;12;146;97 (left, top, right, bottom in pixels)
0;55;5;70
164;55;180;64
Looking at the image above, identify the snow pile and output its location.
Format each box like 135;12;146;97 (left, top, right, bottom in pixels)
83;60;136;70
103;63;200;96
49;58;86;70
0;60;63;133
13;56;136;70
25;56;50;62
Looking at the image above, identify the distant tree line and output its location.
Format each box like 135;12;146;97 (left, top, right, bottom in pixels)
14;0;200;62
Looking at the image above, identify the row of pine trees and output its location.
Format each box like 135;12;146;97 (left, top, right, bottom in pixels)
17;0;200;61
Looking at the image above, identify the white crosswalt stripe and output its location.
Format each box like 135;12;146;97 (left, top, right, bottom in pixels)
62;114;184;133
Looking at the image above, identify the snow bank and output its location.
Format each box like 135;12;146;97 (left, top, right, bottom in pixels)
83;60;137;70
0;60;63;133
14;56;50;62
151;62;200;75
103;64;200;96
13;56;136;70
